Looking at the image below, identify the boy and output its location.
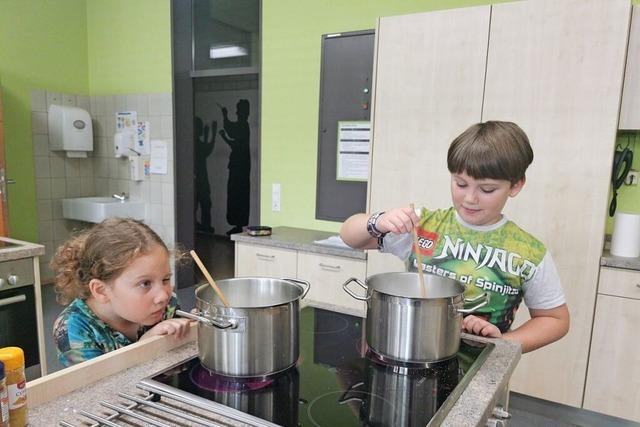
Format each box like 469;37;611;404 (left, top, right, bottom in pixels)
340;121;569;353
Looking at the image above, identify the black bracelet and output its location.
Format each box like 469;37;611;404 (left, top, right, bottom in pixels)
367;212;386;238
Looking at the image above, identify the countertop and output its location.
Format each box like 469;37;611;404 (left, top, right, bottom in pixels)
29;307;520;427
0;236;45;261
230;226;367;260
600;249;640;271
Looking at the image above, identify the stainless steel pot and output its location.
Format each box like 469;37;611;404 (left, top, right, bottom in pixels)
177;277;310;377
343;272;487;363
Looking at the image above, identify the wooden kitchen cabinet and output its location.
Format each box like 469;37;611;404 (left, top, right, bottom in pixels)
619;5;640;130
583;268;640;422
233;230;367;314
369;0;630;407
297;252;366;314
234;243;297;278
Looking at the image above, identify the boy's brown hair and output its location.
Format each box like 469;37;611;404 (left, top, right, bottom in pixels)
447;121;534;184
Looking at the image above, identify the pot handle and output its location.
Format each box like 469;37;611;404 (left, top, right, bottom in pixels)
342;277;369;301
282;277;311;299
457;293;490;314
175;309;236;329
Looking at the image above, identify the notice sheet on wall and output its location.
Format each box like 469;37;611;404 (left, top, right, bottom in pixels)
336;121;371;181
150;139;168;174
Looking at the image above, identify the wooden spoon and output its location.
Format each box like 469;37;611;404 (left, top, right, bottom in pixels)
410;203;426;296
190;250;230;307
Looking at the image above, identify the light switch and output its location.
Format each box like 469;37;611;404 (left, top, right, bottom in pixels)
272;183;281;212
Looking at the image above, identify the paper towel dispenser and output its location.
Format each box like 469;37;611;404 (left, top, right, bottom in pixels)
48;104;93;158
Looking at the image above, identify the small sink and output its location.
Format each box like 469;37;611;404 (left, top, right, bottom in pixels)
62;197;145;223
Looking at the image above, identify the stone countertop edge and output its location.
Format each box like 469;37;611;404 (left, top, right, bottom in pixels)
0;236;45;261
28;342;251;427
600;249;640;271
231;226;367;260
440;333;521;427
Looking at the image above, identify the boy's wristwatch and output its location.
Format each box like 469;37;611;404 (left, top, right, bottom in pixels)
367;212;387;238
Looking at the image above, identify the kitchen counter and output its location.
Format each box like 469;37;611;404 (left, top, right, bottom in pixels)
0;236;45;261
230;226;366;260
600;249;640;271
28;308;520;427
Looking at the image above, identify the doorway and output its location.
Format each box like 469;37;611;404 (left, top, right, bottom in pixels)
193;75;260;280
172;0;260;288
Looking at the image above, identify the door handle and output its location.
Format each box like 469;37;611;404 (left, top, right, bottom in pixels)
0;294;27;307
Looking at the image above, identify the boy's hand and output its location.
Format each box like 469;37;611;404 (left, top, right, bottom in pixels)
142;318;194;340
462;315;502;338
376;206;420;234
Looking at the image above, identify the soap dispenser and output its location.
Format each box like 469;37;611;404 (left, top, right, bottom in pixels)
48;104;93;158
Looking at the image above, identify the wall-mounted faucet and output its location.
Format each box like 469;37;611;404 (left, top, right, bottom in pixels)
112;192;128;202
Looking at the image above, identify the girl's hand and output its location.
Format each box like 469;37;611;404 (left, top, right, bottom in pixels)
376;206;420;234
142;318;194;340
462;315;502;338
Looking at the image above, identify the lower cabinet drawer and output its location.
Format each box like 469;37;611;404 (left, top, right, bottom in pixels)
297;252;366;314
235;243;297;278
598;267;640;300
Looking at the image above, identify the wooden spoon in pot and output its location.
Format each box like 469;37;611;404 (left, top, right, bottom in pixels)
410;203;427;296
190;250;231;307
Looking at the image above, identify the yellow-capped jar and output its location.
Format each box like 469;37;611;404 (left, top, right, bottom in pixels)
0;348;27;427
0;360;8;427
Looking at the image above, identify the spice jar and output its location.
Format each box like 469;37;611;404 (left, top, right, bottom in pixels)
0;361;8;427
0;348;27;427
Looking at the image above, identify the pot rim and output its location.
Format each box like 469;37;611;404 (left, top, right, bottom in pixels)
365;271;466;299
194;278;307;309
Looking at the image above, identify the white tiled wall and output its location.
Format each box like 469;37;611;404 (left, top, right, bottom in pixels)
31;90;176;280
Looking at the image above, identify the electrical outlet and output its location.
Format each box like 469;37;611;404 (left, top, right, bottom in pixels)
272;183;281;212
625;170;639;186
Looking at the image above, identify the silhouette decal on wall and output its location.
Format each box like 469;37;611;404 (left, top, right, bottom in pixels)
219;99;251;236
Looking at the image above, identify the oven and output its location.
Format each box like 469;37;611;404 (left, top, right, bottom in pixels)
0;255;40;376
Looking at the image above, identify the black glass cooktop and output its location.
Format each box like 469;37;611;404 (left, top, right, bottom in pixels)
145;307;489;427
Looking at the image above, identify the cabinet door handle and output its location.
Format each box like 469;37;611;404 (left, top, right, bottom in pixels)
636;284;640;289
256;253;275;261
319;263;341;271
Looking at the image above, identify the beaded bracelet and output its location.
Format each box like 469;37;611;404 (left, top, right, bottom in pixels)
366;211;386;238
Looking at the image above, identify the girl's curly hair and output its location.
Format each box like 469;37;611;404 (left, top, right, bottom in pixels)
49;218;180;305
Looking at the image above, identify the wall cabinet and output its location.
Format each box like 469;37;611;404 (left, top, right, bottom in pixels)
234;240;366;315
583;268;640;422
368;0;631;407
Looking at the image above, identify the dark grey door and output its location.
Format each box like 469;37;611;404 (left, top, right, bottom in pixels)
316;30;374;221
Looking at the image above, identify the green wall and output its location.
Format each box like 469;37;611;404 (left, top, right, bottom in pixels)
606;131;640;233
86;0;171;94
0;0;170;241
0;0;89;242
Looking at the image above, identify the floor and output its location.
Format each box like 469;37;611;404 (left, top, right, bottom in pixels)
37;235;640;426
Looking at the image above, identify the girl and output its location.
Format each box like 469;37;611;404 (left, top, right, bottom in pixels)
50;217;193;367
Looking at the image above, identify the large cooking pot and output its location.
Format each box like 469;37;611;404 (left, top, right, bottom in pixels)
340;356;459;427
343;272;487;363
177;277;310;377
